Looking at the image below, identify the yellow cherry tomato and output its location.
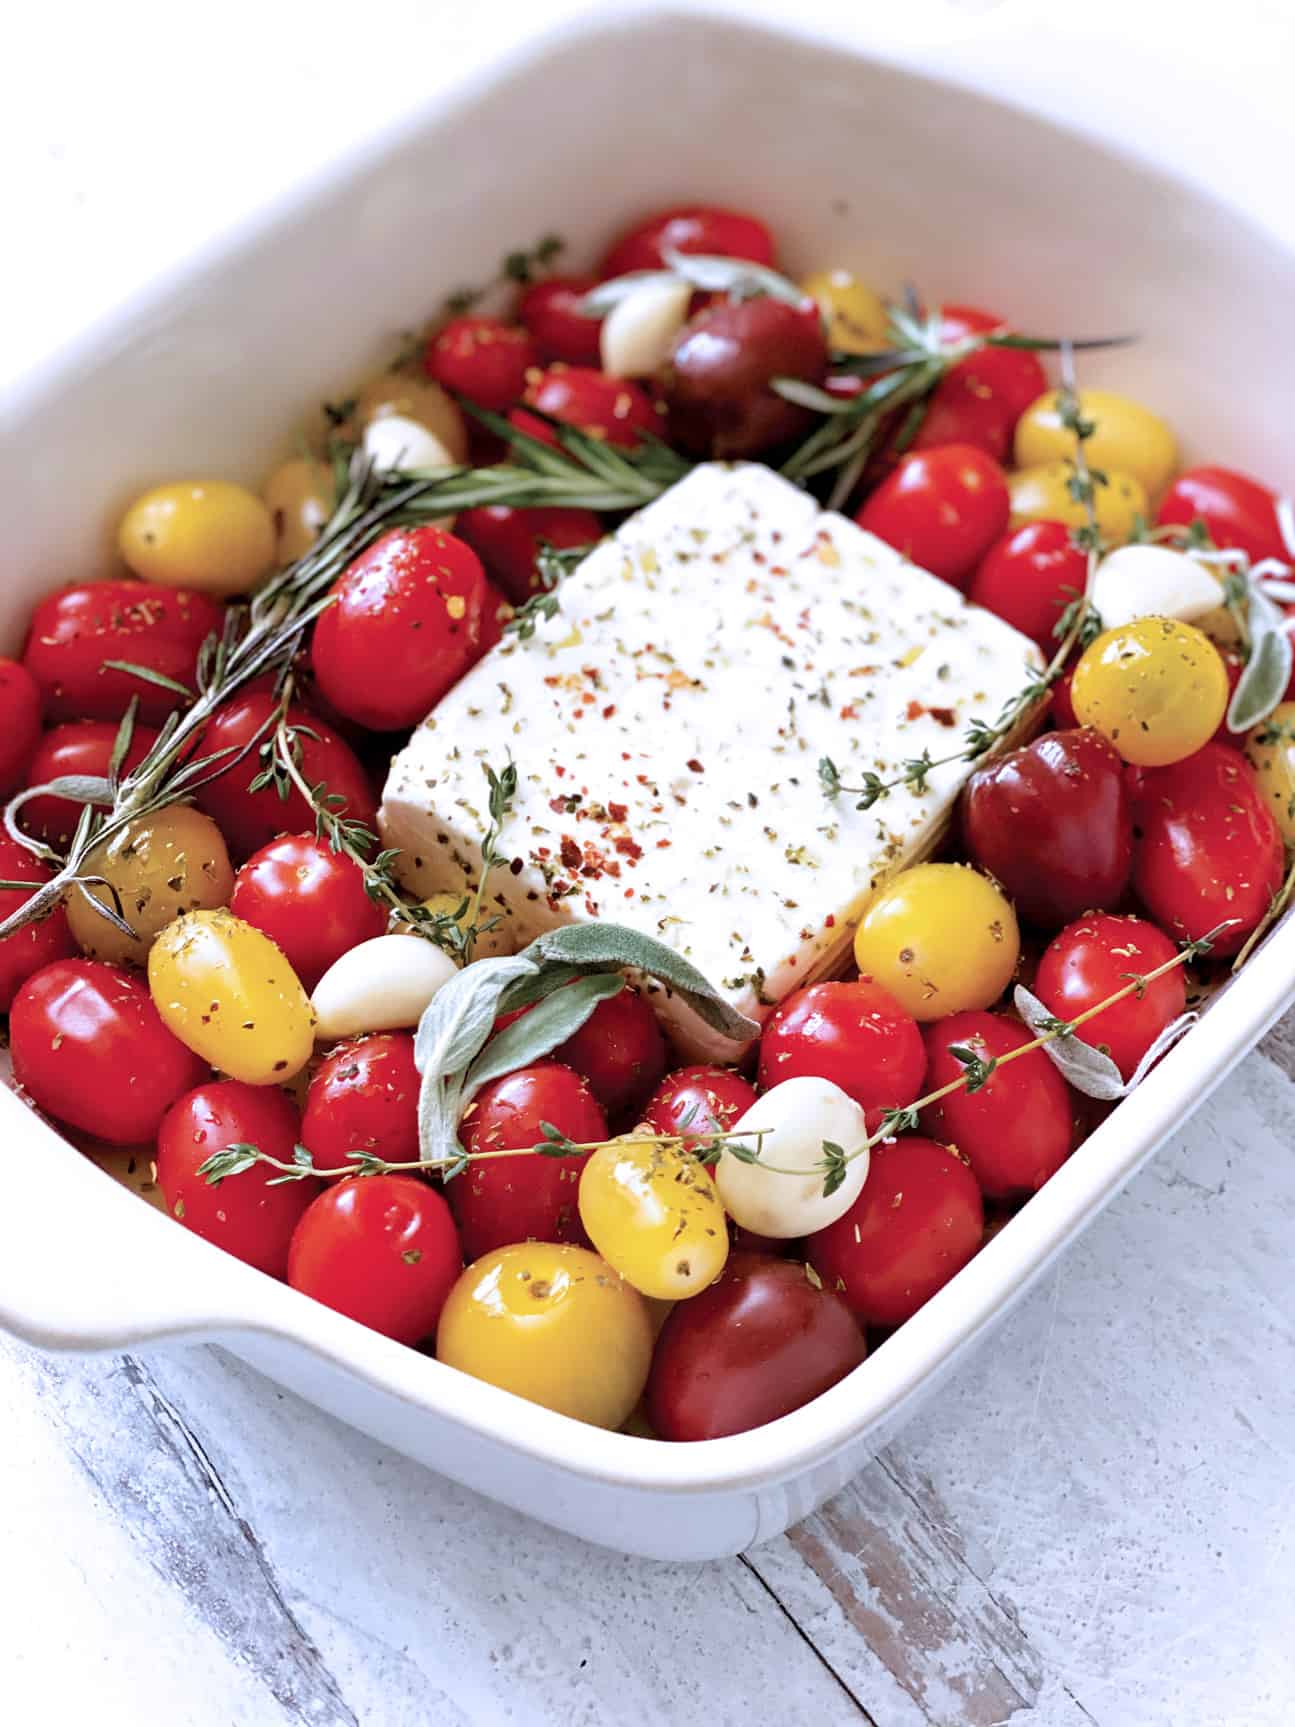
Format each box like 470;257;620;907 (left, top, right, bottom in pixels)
400;889;515;959
1015;388;1177;501
1008;462;1147;545
355;370;469;463
147;907;315;1083
68;805;234;966
118;481;276;596
853;862;1020;1022
799;268;889;354
1245;701;1295;844
436;1243;652;1429
262;458;335;564
578;1136;729;1300
1071;617;1228;767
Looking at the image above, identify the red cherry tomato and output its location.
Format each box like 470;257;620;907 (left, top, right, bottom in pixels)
1130;742;1283;957
757;981;926;1129
856;444;1010;591
22;581;223;724
230;834;386;991
647;1253;864;1441
11;958;206;1144
600;205;775;279
423;315;539;411
517;274;603;365
968;521;1088;653
520;367;660;451
478;581;510;653
911;368;1016;463
548;985;667;1121
288;1175;462;1345
938;305;1048;423
643;1064;757;1149
311;526;488;731
961;728;1133;928
1033;913;1185;1079
1050;665;1080;730
195;688;376;862
806;1137;984;1328
300;1032;420;1174
19;719;162;848
453;1061;607;1259
156;1080;320;1277
0;659;42;795
0;834;75;1010
920;1011;1073;1198
1156;465;1289;568
664;297;827;459
456;504;602;605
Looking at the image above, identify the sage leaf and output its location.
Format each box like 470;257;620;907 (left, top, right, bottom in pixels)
1228;582;1293;732
101;659;195;699
415;953;539;1167
661;247;806;308
460;973;626;1111
1013;985;1126;1100
498;961;587;1015
28;774;113;806
770;377;855;415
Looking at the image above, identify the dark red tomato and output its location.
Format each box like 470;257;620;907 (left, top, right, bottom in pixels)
937;305;1048;423
550;985;667;1121
156;1080;319;1277
1033;913;1185;1079
1156;466;1288;568
194;688;376;862
0;659;42;795
310;526;488;731
300;1032;420;1173
423;315;540;411
1130;742;1283;957
287;1175;462;1345
1050;664;1079;730
856;444;1010;591
230;834;387;991
758;981;926;1129
643;1064;757;1149
0;834;75;1010
911;368;1016;463
647;1253;864;1441
664;296;827;459
20;719;162;848
968;521;1088;654
806;1137;984;1328
453;1061;607;1259
920;1011;1073;1198
456;504;602;605
961;728;1133;928
600;205;775;279
22;581;223;724
517;274;603;365
520;367;660;451
11;958;206;1144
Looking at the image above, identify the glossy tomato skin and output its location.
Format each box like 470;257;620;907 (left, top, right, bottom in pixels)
1156;465;1287;567
600;205;775;278
857;444;1010;591
423;315;539;411
520;367;660;450
1050;665;1080;730
911;368;1016;463
456;504;602;605
1130;742;1283;956
311;526;488;731
11;958;206;1144
22;581;223;724
647;1253;865;1441
938;305;1048;422
920;1011;1073;1198
664;297;827;459
757;981;926;1128
452;1062;607;1260
551;985;667;1121
806;1137;984;1328
156;1081;319;1277
0;659;42;795
230;834;387;991
961;728;1133;928
1033;913;1185;1079
195;689;376;862
0;835;75;1010
20;719;162;848
968;521;1088;654
643;1065;758;1148
300;1032;420;1173
517;274;603;364
287;1175;462;1345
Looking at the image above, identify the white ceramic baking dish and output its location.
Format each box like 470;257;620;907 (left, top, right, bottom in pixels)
3;1;1294;1562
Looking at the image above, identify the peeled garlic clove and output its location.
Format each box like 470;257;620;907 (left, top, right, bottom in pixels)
599;278;692;378
362;414;458;475
311;934;457;1040
1090;544;1225;631
715;1076;870;1239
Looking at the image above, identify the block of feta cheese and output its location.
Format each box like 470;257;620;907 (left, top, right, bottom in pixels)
380;463;1041;1059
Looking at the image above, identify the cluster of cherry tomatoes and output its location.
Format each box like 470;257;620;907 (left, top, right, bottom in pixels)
2;199;1292;1444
